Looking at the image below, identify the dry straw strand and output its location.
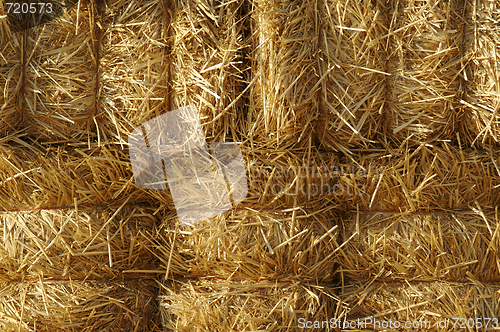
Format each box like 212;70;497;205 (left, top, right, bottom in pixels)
0;205;159;281
159;279;339;332
169;0;247;144
317;0;389;153
462;0;500;147
386;0;465;146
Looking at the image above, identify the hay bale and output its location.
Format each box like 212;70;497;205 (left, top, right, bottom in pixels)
1;142;498;212
342;280;500;331
317;0;388;153
0;143;175;210
325;145;500;210
22;1;96;144
335;209;500;282
17;0;168;146
462;0;500;146
0;278;158;331
155;205;340;283
169;0;246;143
244;145;500;211
0;205;158;281
159;279;338;332
242;148;345;208
245;0;320;150
386;0;464;146
0;28;24;137
97;0;169;146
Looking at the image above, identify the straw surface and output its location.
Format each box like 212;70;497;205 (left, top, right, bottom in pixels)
98;0;169;146
462;0;500;147
159;279;338;332
0;279;159;331
335;209;500;283
386;0;465;146
0;205;159;281
0;143;176;210
327;145;500;210
169;0;246;143
155;204;340;283
245;0;321;150
342;280;500;331
243;144;500;211
23;2;96;144
317;0;388;153
0;27;23;137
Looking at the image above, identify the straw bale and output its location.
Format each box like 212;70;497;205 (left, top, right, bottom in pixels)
317;0;388;153
243;147;345;208
462;0;500;146
97;0;169;146
244;0;320;150
0;28;24;137
244;144;500;210
0;205;158;281
334;209;500;283
325;144;499;210
18;0;169;145
22;2;97;144
169;0;246;143
0;143;175;210
1;142;499;212
155;205;340;283
342;280;500;331
0;278;159;331
386;0;464;146
159;279;339;332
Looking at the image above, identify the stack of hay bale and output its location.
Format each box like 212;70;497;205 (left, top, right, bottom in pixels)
0;0;166;330
1;0;500;331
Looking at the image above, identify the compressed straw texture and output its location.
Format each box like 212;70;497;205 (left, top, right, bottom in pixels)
317;0;388;153
335;209;500;282
0;279;158;332
155;205;340;283
245;0;320;150
159;279;338;332
386;0;465;146
462;0;500;146
342;281;500;332
169;0;247;143
0;205;158;281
